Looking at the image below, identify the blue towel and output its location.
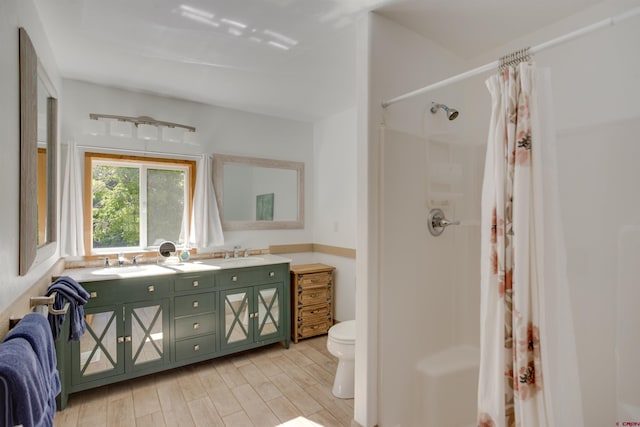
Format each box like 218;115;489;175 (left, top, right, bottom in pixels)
4;313;61;415
46;276;90;341
0;377;10;427
0;338;54;427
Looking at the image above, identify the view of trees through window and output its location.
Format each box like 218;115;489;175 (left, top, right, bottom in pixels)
91;161;188;250
147;168;186;246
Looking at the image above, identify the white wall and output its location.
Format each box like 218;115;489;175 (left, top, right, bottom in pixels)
0;0;62;314
368;12;469;427
62;79;359;323
313;107;357;322
61;79;314;251
461;1;640;425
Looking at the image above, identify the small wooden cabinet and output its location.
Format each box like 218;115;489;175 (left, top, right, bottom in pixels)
290;263;335;343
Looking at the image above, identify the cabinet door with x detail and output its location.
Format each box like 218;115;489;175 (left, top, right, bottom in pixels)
71;299;169;386
220;282;284;351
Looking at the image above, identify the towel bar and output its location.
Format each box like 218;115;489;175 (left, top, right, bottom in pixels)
8;292;70;330
29;292;70;315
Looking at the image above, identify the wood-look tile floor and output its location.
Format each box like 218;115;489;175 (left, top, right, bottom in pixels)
54;335;354;427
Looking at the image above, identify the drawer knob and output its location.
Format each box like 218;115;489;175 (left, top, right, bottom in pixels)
193;322;200;330
269;271;275;277
147;285;155;293
90;291;98;298
193;280;199;287
231;275;238;282
125;336;132;342
193;344;200;352
117;336;124;343
310;293;320;298
193;301;199;308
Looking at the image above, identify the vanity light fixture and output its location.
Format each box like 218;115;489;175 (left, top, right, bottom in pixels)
137;123;158;141
82;118;106;136
162;126;184;143
109;120;133;138
88;113;195;142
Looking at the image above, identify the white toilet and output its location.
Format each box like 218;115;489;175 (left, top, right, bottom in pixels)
326;320;356;398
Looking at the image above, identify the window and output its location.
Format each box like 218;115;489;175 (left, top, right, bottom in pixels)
84;153;196;253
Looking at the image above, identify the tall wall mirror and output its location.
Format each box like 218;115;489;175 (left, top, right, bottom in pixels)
213;154;304;230
20;28;58;275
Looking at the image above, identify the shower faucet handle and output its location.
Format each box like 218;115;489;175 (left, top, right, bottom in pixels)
438;218;460;227
428;208;459;236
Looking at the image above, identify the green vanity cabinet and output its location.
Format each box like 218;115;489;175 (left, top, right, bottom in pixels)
56;261;290;409
218;264;290;354
68;277;171;392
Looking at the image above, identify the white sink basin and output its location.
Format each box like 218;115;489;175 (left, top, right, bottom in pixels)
220;257;265;267
91;264;172;278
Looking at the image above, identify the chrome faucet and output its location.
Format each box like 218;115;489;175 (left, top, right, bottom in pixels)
233;245;241;258
118;252;126;267
244;248;251;257
104;257;110;268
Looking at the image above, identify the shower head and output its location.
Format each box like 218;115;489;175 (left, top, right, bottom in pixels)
430;102;459;120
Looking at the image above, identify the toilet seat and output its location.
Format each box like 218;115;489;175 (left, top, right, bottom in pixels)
329;320;355;345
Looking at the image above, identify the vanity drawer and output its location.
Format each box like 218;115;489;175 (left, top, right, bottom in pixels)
298;287;331;306
175;334;216;361
297;303;332;322
174;274;214;292
83;282;120;307
174;293;215;317
216;266;286;287
297;319;333;340
174;313;216;340
297;272;332;289
126;278;170;301
83;278;169;308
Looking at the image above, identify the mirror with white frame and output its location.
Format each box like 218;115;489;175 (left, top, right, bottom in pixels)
213;154;304;230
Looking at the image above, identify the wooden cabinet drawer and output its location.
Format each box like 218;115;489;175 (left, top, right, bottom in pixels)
174;273;214;292
297;320;332;339
174;293;215;317
297;272;332;289
174;313;216;340
290;263;335;343
216;265;286;287
297;304;332;322
175;334;216;361
298;287;331;306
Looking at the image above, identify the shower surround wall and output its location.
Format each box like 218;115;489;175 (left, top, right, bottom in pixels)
369;12;482;426
369;0;640;426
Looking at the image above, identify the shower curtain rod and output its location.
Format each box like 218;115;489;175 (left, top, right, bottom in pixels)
381;6;640;108
75;144;203;160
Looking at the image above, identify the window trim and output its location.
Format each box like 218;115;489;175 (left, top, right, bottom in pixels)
84;152;196;254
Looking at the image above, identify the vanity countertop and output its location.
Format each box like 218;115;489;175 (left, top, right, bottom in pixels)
61;254;291;282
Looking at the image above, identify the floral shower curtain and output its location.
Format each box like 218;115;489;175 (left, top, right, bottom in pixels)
477;63;583;427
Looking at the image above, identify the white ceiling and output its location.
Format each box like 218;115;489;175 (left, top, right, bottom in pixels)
34;0;603;122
